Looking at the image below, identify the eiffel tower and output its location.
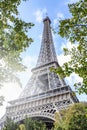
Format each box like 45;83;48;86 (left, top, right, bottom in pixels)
0;16;78;129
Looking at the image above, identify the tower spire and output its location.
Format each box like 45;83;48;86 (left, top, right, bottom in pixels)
19;16;62;97
0;17;79;130
36;16;58;67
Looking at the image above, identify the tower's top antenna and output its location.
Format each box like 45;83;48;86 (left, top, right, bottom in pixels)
43;15;51;24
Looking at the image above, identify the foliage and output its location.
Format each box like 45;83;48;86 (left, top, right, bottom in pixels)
3;104;87;130
3;118;18;130
0;0;34;104
66;103;87;130
3;117;46;130
18;124;26;130
55;0;87;94
54;111;67;130
0;0;34;85
54;103;87;130
24;117;46;130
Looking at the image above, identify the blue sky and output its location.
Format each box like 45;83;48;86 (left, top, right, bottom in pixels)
0;0;87;118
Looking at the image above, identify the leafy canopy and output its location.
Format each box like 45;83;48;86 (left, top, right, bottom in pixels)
55;0;87;94
54;103;87;130
0;0;34;84
0;0;34;104
3;117;46;130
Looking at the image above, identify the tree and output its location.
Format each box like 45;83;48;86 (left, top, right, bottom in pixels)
54;112;63;130
0;0;34;104
0;0;34;85
18;124;26;130
55;0;87;94
24;118;34;130
24;117;46;130
54;111;67;130
65;103;87;130
3;117;46;130
3;118;18;130
54;103;87;130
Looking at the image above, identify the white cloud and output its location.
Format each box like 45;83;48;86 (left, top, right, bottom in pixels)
57;51;87;102
23;55;37;68
57;41;80;86
65;73;86;102
57;53;86;101
77;93;87;102
65;0;79;4
57;41;76;66
18;55;37;88
69;0;79;3
34;8;47;23
64;73;87;102
0;83;21;101
60;40;78;51
57;12;64;19
57;54;71;66
53;12;64;26
65;73;83;87
53;19;58;26
0;54;37;118
0;82;22;118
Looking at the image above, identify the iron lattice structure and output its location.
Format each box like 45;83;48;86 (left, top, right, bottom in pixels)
0;17;78;129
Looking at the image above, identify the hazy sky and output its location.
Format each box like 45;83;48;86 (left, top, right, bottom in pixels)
0;0;87;118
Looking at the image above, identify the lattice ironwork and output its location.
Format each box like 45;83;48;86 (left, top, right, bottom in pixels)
0;17;78;130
